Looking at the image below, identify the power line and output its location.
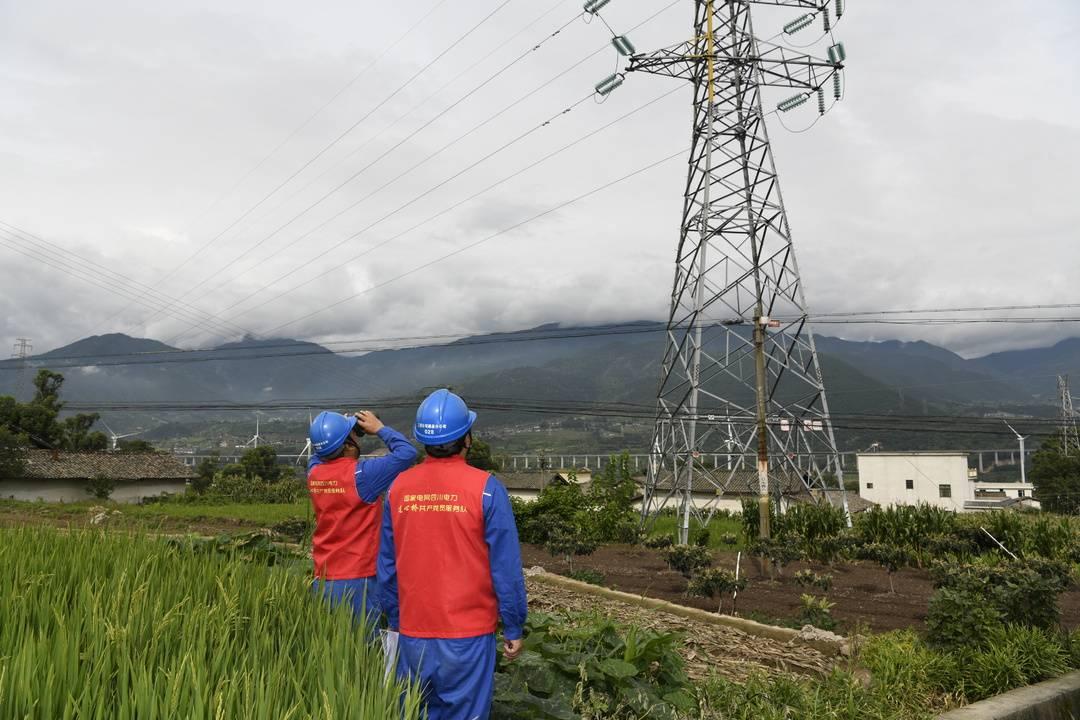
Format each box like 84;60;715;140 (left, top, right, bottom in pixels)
166;0;683;343
135;0;517;331
263;146;688;334
210;85;682;331
158;3;586;337
79;0;451;341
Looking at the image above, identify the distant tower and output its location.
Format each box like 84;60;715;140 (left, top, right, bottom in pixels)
10;338;32;401
630;0;850;543
1059;376;1080;456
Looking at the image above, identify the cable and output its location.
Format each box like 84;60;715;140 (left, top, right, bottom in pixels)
167;0;683;342
0;226;254;341
212;85;681;329
158;4;586;333
263;146;688;334
79;0;451;340
135;0;517;330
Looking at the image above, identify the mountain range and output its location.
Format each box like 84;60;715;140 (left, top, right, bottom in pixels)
1;326;1077;448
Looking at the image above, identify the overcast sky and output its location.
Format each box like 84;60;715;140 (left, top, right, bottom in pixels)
1;0;1078;360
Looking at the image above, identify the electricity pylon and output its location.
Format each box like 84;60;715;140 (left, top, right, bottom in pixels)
10;338;32;402
631;0;849;543
1059;376;1080;456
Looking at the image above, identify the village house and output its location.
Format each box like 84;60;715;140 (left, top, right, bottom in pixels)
0;449;196;503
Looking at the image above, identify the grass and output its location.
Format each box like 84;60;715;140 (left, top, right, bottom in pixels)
649;512;745;549
0;498;310;528
0;526;420;718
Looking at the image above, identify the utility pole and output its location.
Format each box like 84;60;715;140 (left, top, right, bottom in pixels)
10;338;32;402
626;0;851;543
1060;376;1080;456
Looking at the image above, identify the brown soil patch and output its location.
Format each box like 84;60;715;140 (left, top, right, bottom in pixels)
522;544;1080;634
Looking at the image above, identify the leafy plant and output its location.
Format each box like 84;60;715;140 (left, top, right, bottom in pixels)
663;545;712;578
545;522;598;573
692;525;711;548
687;567;746;614
718;532;738;546
926;560;1070;649
643;534;675;550
794;570;833;593
566;569;605;586
797;594;836;632
749;537;800;580
493;612;695;720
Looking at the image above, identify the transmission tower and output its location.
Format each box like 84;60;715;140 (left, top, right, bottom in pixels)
628;0;850;543
10;338;32;402
1059;376;1080;456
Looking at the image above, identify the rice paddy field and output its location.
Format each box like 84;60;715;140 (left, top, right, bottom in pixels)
0;527;421;719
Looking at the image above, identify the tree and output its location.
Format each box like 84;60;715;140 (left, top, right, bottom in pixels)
32;369;64;414
239;446;284;482
116;439;156;453
544;522;597;573
589;452;639;543
0;426;26;479
60;413;108;451
687;568;746;614
1031;437;1080;515
857;543;911;594
466;438;500;472
192;453;219;494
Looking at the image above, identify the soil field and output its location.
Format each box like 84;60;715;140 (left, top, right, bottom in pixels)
525;576;839;683
522;543;1080;634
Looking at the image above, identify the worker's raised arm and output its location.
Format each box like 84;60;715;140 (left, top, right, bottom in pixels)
376;494;400;630
482;475;528;641
354;412;417;503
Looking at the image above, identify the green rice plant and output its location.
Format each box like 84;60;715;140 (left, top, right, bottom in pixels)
0;527;422;719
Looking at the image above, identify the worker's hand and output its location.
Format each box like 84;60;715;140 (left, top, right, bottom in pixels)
355;411;384;435
502;638;524;661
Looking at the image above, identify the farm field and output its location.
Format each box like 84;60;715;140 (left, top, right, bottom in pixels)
523;543;1080;634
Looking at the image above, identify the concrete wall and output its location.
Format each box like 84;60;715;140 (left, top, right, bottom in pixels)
937;669;1080;720
857;453;971;512
0;479;187;504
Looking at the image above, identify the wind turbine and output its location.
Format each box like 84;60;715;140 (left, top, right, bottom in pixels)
244;412;262;449
296;412;313;466
102;422;143;452
1002;420;1029;485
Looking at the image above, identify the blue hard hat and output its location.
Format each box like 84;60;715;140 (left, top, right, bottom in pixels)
414;389;476;445
309;411;358;458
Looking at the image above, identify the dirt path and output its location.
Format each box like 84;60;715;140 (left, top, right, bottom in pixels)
526;576;839;683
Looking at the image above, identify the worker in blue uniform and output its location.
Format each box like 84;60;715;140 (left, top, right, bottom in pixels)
307;410;417;625
378;389;527;720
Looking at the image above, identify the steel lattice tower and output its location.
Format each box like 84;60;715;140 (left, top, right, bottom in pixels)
1059;376;1080;456
631;0;849;543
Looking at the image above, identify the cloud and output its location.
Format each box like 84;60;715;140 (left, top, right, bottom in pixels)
0;0;1077;362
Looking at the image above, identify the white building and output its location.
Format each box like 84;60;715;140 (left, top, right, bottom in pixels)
856;452;1039;512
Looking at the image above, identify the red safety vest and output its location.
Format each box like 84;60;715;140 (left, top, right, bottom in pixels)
308;457;382;580
389;455;498;638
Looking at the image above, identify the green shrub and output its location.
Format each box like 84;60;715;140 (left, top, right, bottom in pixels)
663;545;712;578
794;569;833;593
693;525;711;547
687;568;746;614
644;534;675;549
797;594;836;632
749;537;801;579
545;522;598;573
926;561;1069;649
955;625;1072;702
85;473;116;500
567;568;605;586
718;532;738;546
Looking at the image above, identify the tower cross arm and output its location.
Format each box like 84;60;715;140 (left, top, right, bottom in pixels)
631;44;841;92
